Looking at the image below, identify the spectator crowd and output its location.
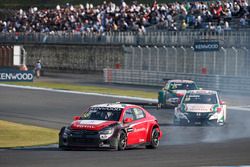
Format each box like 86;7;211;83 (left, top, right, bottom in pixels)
0;0;249;34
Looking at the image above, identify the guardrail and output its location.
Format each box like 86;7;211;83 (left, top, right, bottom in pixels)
0;30;250;47
103;69;250;94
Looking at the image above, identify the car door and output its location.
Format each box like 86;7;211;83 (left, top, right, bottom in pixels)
132;107;148;144
123;108;138;145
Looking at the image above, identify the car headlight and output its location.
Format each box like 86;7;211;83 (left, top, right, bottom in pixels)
99;127;114;134
63;127;71;137
99;127;114;140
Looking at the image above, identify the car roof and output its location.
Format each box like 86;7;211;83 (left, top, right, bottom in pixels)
90;103;135;109
168;80;195;83
186;90;217;95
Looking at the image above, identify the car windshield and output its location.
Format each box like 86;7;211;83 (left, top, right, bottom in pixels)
81;107;122;121
183;94;218;104
168;82;197;90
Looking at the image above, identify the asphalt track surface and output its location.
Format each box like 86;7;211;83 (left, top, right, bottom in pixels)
1;86;250;167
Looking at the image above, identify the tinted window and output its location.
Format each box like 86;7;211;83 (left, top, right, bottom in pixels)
183;94;217;104
133;108;145;120
82;107;122;121
168;82;197;90
123;109;136;121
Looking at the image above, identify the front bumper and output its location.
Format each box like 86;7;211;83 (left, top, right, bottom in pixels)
175;112;220;125
59;129;117;149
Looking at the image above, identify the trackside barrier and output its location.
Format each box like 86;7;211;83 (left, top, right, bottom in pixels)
103;68;112;83
0;30;250;47
103;69;250;94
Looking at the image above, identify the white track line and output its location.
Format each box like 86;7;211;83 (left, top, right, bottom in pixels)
1;84;250;111
0;84;156;102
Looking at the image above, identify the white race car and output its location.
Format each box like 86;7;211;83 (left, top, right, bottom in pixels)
173;90;226;126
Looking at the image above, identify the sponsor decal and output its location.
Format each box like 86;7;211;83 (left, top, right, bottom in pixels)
186;104;213;112
134;127;146;132
79;120;106;125
76;125;95;129
91;107;122;111
139;139;145;142
194;41;220;51
0;69;34;82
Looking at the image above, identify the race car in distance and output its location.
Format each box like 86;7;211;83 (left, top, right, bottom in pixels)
59;103;162;150
158;80;199;108
173;90;227;126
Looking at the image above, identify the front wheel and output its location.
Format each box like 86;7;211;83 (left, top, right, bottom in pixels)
146;128;160;149
117;131;127;151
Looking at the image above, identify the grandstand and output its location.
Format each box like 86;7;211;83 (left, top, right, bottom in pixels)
0;0;249;33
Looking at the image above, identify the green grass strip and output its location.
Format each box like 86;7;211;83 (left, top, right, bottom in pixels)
1;81;157;99
0;120;58;148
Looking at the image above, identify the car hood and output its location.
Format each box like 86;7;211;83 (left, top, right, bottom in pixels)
185;104;214;113
70;120;117;131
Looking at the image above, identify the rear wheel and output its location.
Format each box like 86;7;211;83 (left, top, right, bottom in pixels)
146;128;160;149
117;131;127;151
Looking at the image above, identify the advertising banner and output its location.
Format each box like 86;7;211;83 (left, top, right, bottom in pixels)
194;41;220;52
0;69;34;82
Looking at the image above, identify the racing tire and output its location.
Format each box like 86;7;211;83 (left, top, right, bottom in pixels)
146;128;160;149
58;127;65;149
117;131;127;151
58;127;71;151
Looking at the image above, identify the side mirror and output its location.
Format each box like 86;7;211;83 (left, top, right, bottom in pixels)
124;117;133;123
73;116;81;121
220;101;225;105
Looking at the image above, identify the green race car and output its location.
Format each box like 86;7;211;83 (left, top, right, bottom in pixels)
158;80;199;109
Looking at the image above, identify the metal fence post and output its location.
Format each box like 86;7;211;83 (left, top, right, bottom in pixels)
172;46;177;73
155;46;160;72
243;47;249;76
132;46;135;70
147;46;151;71
138;45;143;70
181;46;186;73
232;47;238;76
213;51;216;75
163;46;168;72
191;46;196;74
203;52;206;68
221;47;227;75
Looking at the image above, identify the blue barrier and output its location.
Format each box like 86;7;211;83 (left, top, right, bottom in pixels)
0;68;34;82
194;41;220;52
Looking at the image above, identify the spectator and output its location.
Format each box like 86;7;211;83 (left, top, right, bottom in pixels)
0;0;249;33
34;59;42;78
240;15;247;27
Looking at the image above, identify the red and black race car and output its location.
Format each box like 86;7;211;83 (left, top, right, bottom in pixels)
59;103;162;150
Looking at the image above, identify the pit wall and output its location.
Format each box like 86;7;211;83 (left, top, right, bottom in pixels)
24;44;124;72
